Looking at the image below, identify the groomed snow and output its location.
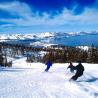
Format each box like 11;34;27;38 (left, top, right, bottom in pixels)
0;57;98;98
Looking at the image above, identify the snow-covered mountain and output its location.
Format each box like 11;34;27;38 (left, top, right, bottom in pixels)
0;31;98;40
0;34;34;40
0;31;98;46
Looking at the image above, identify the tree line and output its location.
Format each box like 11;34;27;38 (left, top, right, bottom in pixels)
43;45;98;63
0;42;98;67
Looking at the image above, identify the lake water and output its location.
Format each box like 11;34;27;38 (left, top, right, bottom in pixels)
48;34;98;46
5;34;98;47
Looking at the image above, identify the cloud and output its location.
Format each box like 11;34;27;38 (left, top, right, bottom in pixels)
0;1;33;19
0;0;98;32
18;0;97;15
0;0;97;15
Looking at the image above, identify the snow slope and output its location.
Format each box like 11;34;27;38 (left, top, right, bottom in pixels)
0;58;98;98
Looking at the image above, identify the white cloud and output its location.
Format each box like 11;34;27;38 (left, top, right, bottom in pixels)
0;1;98;28
0;1;33;18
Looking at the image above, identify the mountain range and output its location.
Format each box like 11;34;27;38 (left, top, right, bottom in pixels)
0;31;98;47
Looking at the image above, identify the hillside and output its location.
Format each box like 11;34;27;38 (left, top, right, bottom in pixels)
0;57;98;98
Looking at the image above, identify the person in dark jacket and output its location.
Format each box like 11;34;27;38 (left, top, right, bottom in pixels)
45;60;52;72
67;62;75;73
70;61;84;81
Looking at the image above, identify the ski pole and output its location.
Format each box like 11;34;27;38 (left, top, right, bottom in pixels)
65;69;69;75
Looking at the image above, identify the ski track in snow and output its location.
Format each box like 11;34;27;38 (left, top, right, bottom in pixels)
0;59;98;98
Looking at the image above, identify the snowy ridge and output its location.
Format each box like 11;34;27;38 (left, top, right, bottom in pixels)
0;32;54;40
0;31;98;40
0;31;98;47
0;34;35;40
37;32;54;38
0;57;98;98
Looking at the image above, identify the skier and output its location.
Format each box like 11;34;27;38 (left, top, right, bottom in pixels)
45;60;52;72
67;62;75;73
70;61;84;81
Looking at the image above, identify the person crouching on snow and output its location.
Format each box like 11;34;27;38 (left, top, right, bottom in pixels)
70;61;84;81
67;62;75;73
45;60;52;72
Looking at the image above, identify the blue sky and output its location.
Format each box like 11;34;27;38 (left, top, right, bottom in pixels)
0;0;98;33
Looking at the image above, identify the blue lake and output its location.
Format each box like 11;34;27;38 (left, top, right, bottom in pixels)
5;34;98;47
42;34;98;46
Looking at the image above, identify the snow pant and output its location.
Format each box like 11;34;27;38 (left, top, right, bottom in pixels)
45;66;51;72
71;72;83;80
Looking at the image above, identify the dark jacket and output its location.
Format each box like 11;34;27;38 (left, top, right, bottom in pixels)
46;60;52;67
67;65;75;72
75;63;84;74
45;60;52;72
70;63;85;80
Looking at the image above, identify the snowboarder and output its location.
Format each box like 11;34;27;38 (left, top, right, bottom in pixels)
67;62;75;73
45;60;52;72
70;61;84;81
